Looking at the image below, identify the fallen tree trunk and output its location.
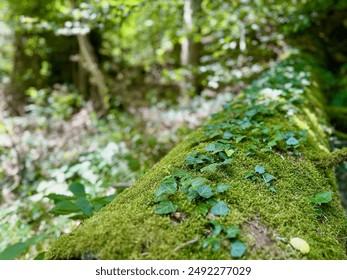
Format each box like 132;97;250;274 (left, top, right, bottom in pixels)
46;50;347;260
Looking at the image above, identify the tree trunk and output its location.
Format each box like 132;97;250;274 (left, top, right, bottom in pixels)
4;32;42;115
180;0;202;103
46;50;347;260
77;34;109;113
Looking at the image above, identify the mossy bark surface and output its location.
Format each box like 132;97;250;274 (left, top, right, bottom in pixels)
46;51;347;260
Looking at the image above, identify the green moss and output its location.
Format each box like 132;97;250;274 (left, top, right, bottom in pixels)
315;148;347;169
46;52;347;260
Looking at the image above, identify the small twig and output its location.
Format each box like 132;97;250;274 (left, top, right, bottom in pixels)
112;182;133;188
174;237;199;251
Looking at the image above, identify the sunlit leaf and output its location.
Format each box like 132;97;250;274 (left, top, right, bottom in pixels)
308;192;332;205
290;237;310;254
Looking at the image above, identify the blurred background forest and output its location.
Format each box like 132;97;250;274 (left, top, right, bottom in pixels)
0;0;347;259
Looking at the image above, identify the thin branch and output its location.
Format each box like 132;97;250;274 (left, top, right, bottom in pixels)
174;237;199;251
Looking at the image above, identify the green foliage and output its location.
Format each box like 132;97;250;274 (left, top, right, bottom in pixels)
308;192;333;205
230;240;247;258
210;201;229;216
154;201;178;215
0;234;47;260
48;182;115;218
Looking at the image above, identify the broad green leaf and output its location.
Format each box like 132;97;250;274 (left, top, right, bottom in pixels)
76;197;93;217
254;165;265;174
34;252;46;260
202;237;221;252
290;237;310;254
216;184;231;193
46;193;74;202
286;137;299;146
225;226;240;238
49;201;80;215
308;191;332;205
262;173;276;183
0;234;47;260
211;201;229;216
68;182;86;197
230;240;247;258
154;201;178;215
196;185;214;199
210;221;224;235
201;163;219;173
0;243;27;260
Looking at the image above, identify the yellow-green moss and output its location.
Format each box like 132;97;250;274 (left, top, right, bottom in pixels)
46;52;347;260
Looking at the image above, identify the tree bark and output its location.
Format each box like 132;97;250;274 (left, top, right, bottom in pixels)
46;50;347;260
180;0;202;103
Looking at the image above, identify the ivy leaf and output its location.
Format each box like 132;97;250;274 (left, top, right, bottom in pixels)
206;142;230;154
68;182;86;198
246;149;256;156
185;153;204;165
222;132;233;140
154;201;178;215
262;173;276;183
210;221;224;235
216;184;231;193
286;137;299;146
230;240;247;258
235;135;246;143
172;169;191;179
211;201;229;216
225;226;240;238
308;192;332;205
187;189;199;201
202;237;221;252
155;177;178;198
254;165;265;174
220;158;232;165
225;148;236;157
244;171;255;179
196;185;214;199
191;177;209;188
201;163;219;173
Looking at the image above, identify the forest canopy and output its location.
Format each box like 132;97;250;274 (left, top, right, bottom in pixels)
0;0;346;260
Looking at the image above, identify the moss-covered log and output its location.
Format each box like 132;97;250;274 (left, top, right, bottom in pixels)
46;50;347;260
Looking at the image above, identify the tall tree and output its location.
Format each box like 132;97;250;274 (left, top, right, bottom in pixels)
180;0;202;103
